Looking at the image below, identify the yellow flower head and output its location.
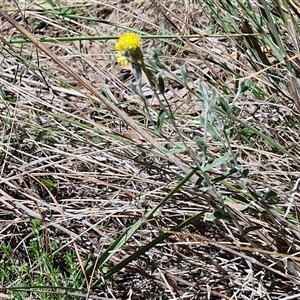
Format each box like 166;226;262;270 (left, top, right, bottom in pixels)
115;32;141;52
115;32;143;66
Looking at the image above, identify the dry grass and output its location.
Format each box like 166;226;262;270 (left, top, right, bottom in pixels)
1;0;300;299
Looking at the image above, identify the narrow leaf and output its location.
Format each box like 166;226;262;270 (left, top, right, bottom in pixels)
157;110;166;135
203;152;231;172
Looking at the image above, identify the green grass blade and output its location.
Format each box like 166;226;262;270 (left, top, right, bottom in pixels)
101;210;206;282
84;168;198;278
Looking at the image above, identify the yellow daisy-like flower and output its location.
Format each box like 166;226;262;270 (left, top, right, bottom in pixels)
115;32;143;66
115;52;129;66
115;32;141;52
